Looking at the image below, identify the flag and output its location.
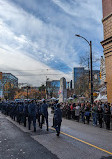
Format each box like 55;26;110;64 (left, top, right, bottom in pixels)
58;90;62;95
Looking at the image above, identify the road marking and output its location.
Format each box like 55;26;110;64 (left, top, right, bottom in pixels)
50;127;112;155
109;131;112;133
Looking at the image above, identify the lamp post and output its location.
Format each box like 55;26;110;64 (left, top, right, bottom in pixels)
26;86;30;100
75;34;93;104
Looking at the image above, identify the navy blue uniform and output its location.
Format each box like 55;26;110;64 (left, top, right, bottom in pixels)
28;101;37;132
54;106;62;136
40;102;48;131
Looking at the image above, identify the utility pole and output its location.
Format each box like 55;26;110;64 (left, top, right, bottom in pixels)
75;34;93;104
90;41;93;104
26;86;30;100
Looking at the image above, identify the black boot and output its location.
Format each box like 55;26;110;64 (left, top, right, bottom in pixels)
34;128;36;132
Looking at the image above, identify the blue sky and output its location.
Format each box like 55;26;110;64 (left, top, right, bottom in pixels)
0;0;103;86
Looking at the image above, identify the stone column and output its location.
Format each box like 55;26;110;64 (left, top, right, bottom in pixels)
59;77;67;103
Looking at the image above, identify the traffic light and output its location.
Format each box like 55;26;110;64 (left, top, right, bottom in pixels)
99;72;101;79
0;72;2;80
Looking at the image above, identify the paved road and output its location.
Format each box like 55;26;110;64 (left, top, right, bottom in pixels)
0;112;58;159
0;109;112;159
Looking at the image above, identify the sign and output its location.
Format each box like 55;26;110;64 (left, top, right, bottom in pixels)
58;90;62;95
93;92;98;97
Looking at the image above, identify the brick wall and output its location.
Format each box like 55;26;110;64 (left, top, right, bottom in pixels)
102;0;112;18
102;0;112;103
104;43;112;103
103;16;112;39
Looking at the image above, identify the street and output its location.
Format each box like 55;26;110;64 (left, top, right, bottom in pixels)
0;112;58;159
0;109;112;159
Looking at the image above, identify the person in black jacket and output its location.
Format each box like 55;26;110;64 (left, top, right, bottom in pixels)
84;103;91;124
104;104;111;130
54;103;62;136
98;104;103;128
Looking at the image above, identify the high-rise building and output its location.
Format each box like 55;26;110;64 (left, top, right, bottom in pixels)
101;0;112;103
73;67;84;89
0;72;18;98
46;80;60;98
2;73;18;87
73;67;100;91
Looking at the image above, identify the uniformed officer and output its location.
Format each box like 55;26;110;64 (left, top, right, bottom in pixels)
40;100;49;131
23;101;28;127
28;100;37;132
52;100;58;127
36;102;41;127
17;102;24;124
54;103;62;136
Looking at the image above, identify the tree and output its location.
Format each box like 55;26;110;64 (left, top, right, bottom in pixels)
77;52;101;97
4;82;18;100
37;85;46;99
79;52;100;69
74;74;89;97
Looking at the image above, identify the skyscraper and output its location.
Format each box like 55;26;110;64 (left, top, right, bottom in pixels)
73;67;84;89
0;72;18;99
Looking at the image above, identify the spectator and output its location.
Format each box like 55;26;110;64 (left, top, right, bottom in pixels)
75;103;80;122
80;103;85;123
85;103;91;124
104;104;111;130
66;104;71;119
97;104;103;128
92;103;98;126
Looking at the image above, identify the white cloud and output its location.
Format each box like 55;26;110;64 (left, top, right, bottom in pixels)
0;47;71;86
0;0;75;63
0;0;103;86
52;0;102;23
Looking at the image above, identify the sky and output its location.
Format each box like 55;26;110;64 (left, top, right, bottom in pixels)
0;0;103;86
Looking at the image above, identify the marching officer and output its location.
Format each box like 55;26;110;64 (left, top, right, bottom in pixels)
40;100;49;131
52;100;58;127
28;100;37;132
54;103;62;136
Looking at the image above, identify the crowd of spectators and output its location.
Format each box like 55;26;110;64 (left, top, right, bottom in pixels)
57;101;112;130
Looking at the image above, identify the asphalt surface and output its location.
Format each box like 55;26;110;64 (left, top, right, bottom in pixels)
0;109;112;159
0;112;58;159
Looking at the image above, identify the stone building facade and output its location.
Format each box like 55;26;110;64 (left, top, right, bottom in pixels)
59;77;67;103
100;56;106;85
101;0;112;103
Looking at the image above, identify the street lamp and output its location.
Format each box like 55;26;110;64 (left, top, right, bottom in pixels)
75;34;93;104
26;86;30;100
